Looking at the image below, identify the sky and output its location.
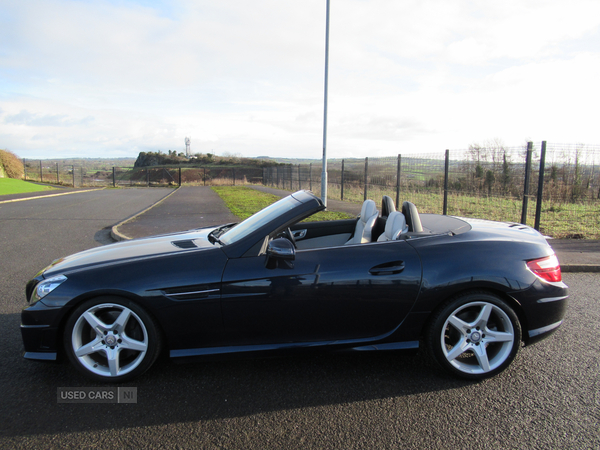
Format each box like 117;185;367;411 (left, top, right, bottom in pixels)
1;0;600;160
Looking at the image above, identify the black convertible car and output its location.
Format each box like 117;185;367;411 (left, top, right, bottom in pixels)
21;190;567;382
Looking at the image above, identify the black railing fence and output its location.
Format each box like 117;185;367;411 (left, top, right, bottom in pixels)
263;142;600;238
22;142;600;238
23;163;264;189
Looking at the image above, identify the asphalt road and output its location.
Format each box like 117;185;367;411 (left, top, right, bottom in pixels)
0;189;599;449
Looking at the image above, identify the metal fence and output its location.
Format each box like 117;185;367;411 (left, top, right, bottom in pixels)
22;142;600;238
23;163;264;188
263;142;600;239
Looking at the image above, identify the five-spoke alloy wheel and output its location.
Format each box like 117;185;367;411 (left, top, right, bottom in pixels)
427;292;521;380
64;297;161;382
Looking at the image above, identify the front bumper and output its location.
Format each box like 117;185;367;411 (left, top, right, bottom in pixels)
21;300;64;358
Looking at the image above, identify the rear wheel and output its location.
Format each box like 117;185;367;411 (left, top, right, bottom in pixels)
426;292;521;380
64;297;162;383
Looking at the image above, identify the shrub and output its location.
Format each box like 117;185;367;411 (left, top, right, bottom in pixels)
0;149;24;179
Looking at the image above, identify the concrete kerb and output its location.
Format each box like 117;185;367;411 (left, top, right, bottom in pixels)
560;264;600;273
104;184;600;273
111;187;180;242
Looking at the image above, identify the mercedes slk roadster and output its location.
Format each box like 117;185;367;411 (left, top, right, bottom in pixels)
21;190;568;382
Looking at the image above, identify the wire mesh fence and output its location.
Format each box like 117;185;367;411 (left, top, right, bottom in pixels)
21;142;600;238
23;162;264;189
263;142;600;239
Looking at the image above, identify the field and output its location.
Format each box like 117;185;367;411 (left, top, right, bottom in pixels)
211;186;353;222
0;178;55;196
264;182;600;239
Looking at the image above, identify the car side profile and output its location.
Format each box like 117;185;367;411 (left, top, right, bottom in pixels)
21;190;568;382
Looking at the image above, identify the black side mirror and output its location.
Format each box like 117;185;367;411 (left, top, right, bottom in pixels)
266;238;295;269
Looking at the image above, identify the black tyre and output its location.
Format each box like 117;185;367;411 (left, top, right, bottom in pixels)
426;292;521;380
63;297;162;383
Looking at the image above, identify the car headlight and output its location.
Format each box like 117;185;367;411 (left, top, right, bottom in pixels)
32;275;67;303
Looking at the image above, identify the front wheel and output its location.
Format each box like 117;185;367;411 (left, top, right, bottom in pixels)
426;292;521;380
64;297;162;383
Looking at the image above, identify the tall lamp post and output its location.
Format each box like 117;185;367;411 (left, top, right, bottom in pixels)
321;0;330;207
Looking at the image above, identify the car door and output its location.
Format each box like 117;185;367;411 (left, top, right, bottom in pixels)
220;240;422;345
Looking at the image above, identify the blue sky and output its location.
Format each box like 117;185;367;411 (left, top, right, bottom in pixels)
1;0;599;159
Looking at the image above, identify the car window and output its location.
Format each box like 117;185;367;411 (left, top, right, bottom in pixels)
219;196;298;245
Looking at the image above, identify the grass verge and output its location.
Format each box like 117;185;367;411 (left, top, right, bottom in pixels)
0;178;56;196
211;186;353;221
264;183;600;239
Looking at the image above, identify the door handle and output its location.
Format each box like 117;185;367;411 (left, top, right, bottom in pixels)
292;229;307;239
369;262;405;275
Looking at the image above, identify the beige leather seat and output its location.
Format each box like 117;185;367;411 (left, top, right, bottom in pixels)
377;211;408;241
345;199;379;245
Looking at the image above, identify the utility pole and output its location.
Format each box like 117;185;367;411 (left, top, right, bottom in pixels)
321;0;330;207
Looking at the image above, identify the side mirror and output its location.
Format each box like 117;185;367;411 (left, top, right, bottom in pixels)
266;238;295;269
266;238;295;260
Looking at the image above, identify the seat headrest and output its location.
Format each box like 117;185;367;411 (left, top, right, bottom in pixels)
360;199;378;223
383;211;408;240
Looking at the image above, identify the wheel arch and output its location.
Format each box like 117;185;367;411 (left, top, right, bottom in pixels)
56;290;169;359
422;287;524;379
420;287;529;344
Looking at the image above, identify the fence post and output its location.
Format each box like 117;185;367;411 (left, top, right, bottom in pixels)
309;163;312;191
232;168;236;186
289;164;293;190
204;167;207;186
364;157;369;201
534;141;547;231
56;162;59;184
113;167;116;187
23;159;27;180
298;165;302;190
72;165;75;187
521;142;533;225
396;155;401;208
40;160;43;182
443;150;450;215
341;159;345;200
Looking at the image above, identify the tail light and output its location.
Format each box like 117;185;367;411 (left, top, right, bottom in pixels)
527;254;562;282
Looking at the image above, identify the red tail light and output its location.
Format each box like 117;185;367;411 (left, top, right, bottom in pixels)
527;254;562;282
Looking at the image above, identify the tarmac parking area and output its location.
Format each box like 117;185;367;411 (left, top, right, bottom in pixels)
1;189;598;449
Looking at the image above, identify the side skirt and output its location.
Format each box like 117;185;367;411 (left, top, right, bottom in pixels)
169;340;420;363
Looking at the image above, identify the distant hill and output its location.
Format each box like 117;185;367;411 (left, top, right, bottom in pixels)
133;151;280;168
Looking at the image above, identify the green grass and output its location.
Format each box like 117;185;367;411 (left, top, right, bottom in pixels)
211;186;353;222
263;183;600;239
0;178;56;196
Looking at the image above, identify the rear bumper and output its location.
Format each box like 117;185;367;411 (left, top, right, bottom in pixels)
527;320;564;345
516;280;568;345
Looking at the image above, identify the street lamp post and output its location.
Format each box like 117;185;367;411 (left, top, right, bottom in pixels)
321;0;330;208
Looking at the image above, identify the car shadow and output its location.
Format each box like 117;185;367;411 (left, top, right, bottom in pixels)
4;308;477;438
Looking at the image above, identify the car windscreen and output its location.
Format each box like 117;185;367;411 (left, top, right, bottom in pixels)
219;196;299;245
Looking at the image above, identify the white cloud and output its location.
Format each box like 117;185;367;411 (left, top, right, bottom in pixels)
0;0;599;159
